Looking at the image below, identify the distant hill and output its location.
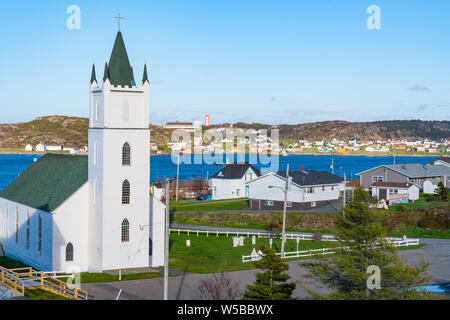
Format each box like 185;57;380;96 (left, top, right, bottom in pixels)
0;116;448;149
235;120;450;142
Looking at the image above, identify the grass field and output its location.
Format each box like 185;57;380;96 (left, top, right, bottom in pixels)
388;226;450;239
170;199;249;212
169;233;339;273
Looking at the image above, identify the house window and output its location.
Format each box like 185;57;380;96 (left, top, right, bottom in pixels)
311;201;317;208
307;187;314;194
331;186;335;191
286;201;292;208
121;219;130;243
236;189;240;196
66;243;74;261
213;187;217;196
372;176;384;182
122;180;130;204
389;189;399;195
267;201;274;206
26;212;30;249
38;214;42;255
15;206;18;244
322;186;326;192
122;143;131;165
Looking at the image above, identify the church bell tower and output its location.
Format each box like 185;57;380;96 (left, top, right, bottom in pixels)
88;30;150;272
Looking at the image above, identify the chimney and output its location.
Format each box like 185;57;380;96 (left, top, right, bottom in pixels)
300;166;305;172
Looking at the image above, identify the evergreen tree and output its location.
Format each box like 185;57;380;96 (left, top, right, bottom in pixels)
244;246;296;300
434;181;448;201
301;188;432;300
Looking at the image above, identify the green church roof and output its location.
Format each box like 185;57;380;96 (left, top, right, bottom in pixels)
107;31;136;87
0;154;88;213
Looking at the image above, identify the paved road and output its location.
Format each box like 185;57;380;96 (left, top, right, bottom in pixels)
82;238;450;300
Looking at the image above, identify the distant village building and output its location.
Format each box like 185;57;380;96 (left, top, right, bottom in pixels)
25;144;33;152
46;145;62;151
35;143;46;152
163;121;200;132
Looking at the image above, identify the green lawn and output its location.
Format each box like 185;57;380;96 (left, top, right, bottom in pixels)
58;271;163;284
169;233;338;273
388;226;450;239
170;199;249;212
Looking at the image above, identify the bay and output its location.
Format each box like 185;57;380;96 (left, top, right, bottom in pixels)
0;154;437;191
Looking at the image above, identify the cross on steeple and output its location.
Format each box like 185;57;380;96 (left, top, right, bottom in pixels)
115;13;124;31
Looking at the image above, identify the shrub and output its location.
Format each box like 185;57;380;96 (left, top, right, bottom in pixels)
313;231;322;241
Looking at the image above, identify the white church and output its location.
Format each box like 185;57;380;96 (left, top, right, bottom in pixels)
0;31;166;273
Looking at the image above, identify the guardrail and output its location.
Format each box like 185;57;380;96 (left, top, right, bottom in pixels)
242;238;420;262
0;265;88;300
169;228;337;242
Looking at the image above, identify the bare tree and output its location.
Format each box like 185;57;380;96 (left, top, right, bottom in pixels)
192;272;241;300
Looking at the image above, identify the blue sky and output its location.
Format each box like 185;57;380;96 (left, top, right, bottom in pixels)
0;0;449;125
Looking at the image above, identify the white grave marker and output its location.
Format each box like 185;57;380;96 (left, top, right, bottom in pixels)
186;240;191;247
239;236;245;247
233;237;240;247
252;235;256;245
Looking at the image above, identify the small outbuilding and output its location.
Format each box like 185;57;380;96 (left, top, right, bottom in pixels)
370;182;420;204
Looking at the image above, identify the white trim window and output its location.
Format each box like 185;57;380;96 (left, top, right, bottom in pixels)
122;142;131;166
372;176;384;182
286;201;292;208
267;201;274;206
122;180;130;204
311;201;317;208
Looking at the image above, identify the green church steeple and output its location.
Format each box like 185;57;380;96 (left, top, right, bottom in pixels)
108;31;135;87
103;62;110;82
142;64;149;84
90;64;97;84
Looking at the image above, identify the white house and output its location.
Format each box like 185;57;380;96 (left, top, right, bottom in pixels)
25;144;33;152
35;144;46;152
370;182;420;203
46;145;62;151
247;169;344;210
0;30;165;273
210;163;261;200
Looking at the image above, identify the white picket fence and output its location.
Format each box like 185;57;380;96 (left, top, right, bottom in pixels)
242;237;420;262
169;228;337;242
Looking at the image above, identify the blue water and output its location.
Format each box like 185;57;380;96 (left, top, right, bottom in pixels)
0;154;437;191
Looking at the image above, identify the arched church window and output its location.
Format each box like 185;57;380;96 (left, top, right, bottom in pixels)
122;143;131;165
66;243;74;261
122;180;130;204
121;219;130;242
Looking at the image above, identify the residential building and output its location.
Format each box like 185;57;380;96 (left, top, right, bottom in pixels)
247;169;344;211
370;182;420;204
357;163;450;190
210;163;261;200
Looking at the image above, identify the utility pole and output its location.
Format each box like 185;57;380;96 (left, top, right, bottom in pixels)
175;155;180;203
331;158;334;175
343;173;347;209
164;178;170;300
281;163;290;259
394;143;397;166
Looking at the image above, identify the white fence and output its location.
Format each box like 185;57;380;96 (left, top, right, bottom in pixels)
169;228;337;242
242;237;420;262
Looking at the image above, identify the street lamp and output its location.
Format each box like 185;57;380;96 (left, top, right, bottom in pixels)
268;163;290;258
164;177;175;300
